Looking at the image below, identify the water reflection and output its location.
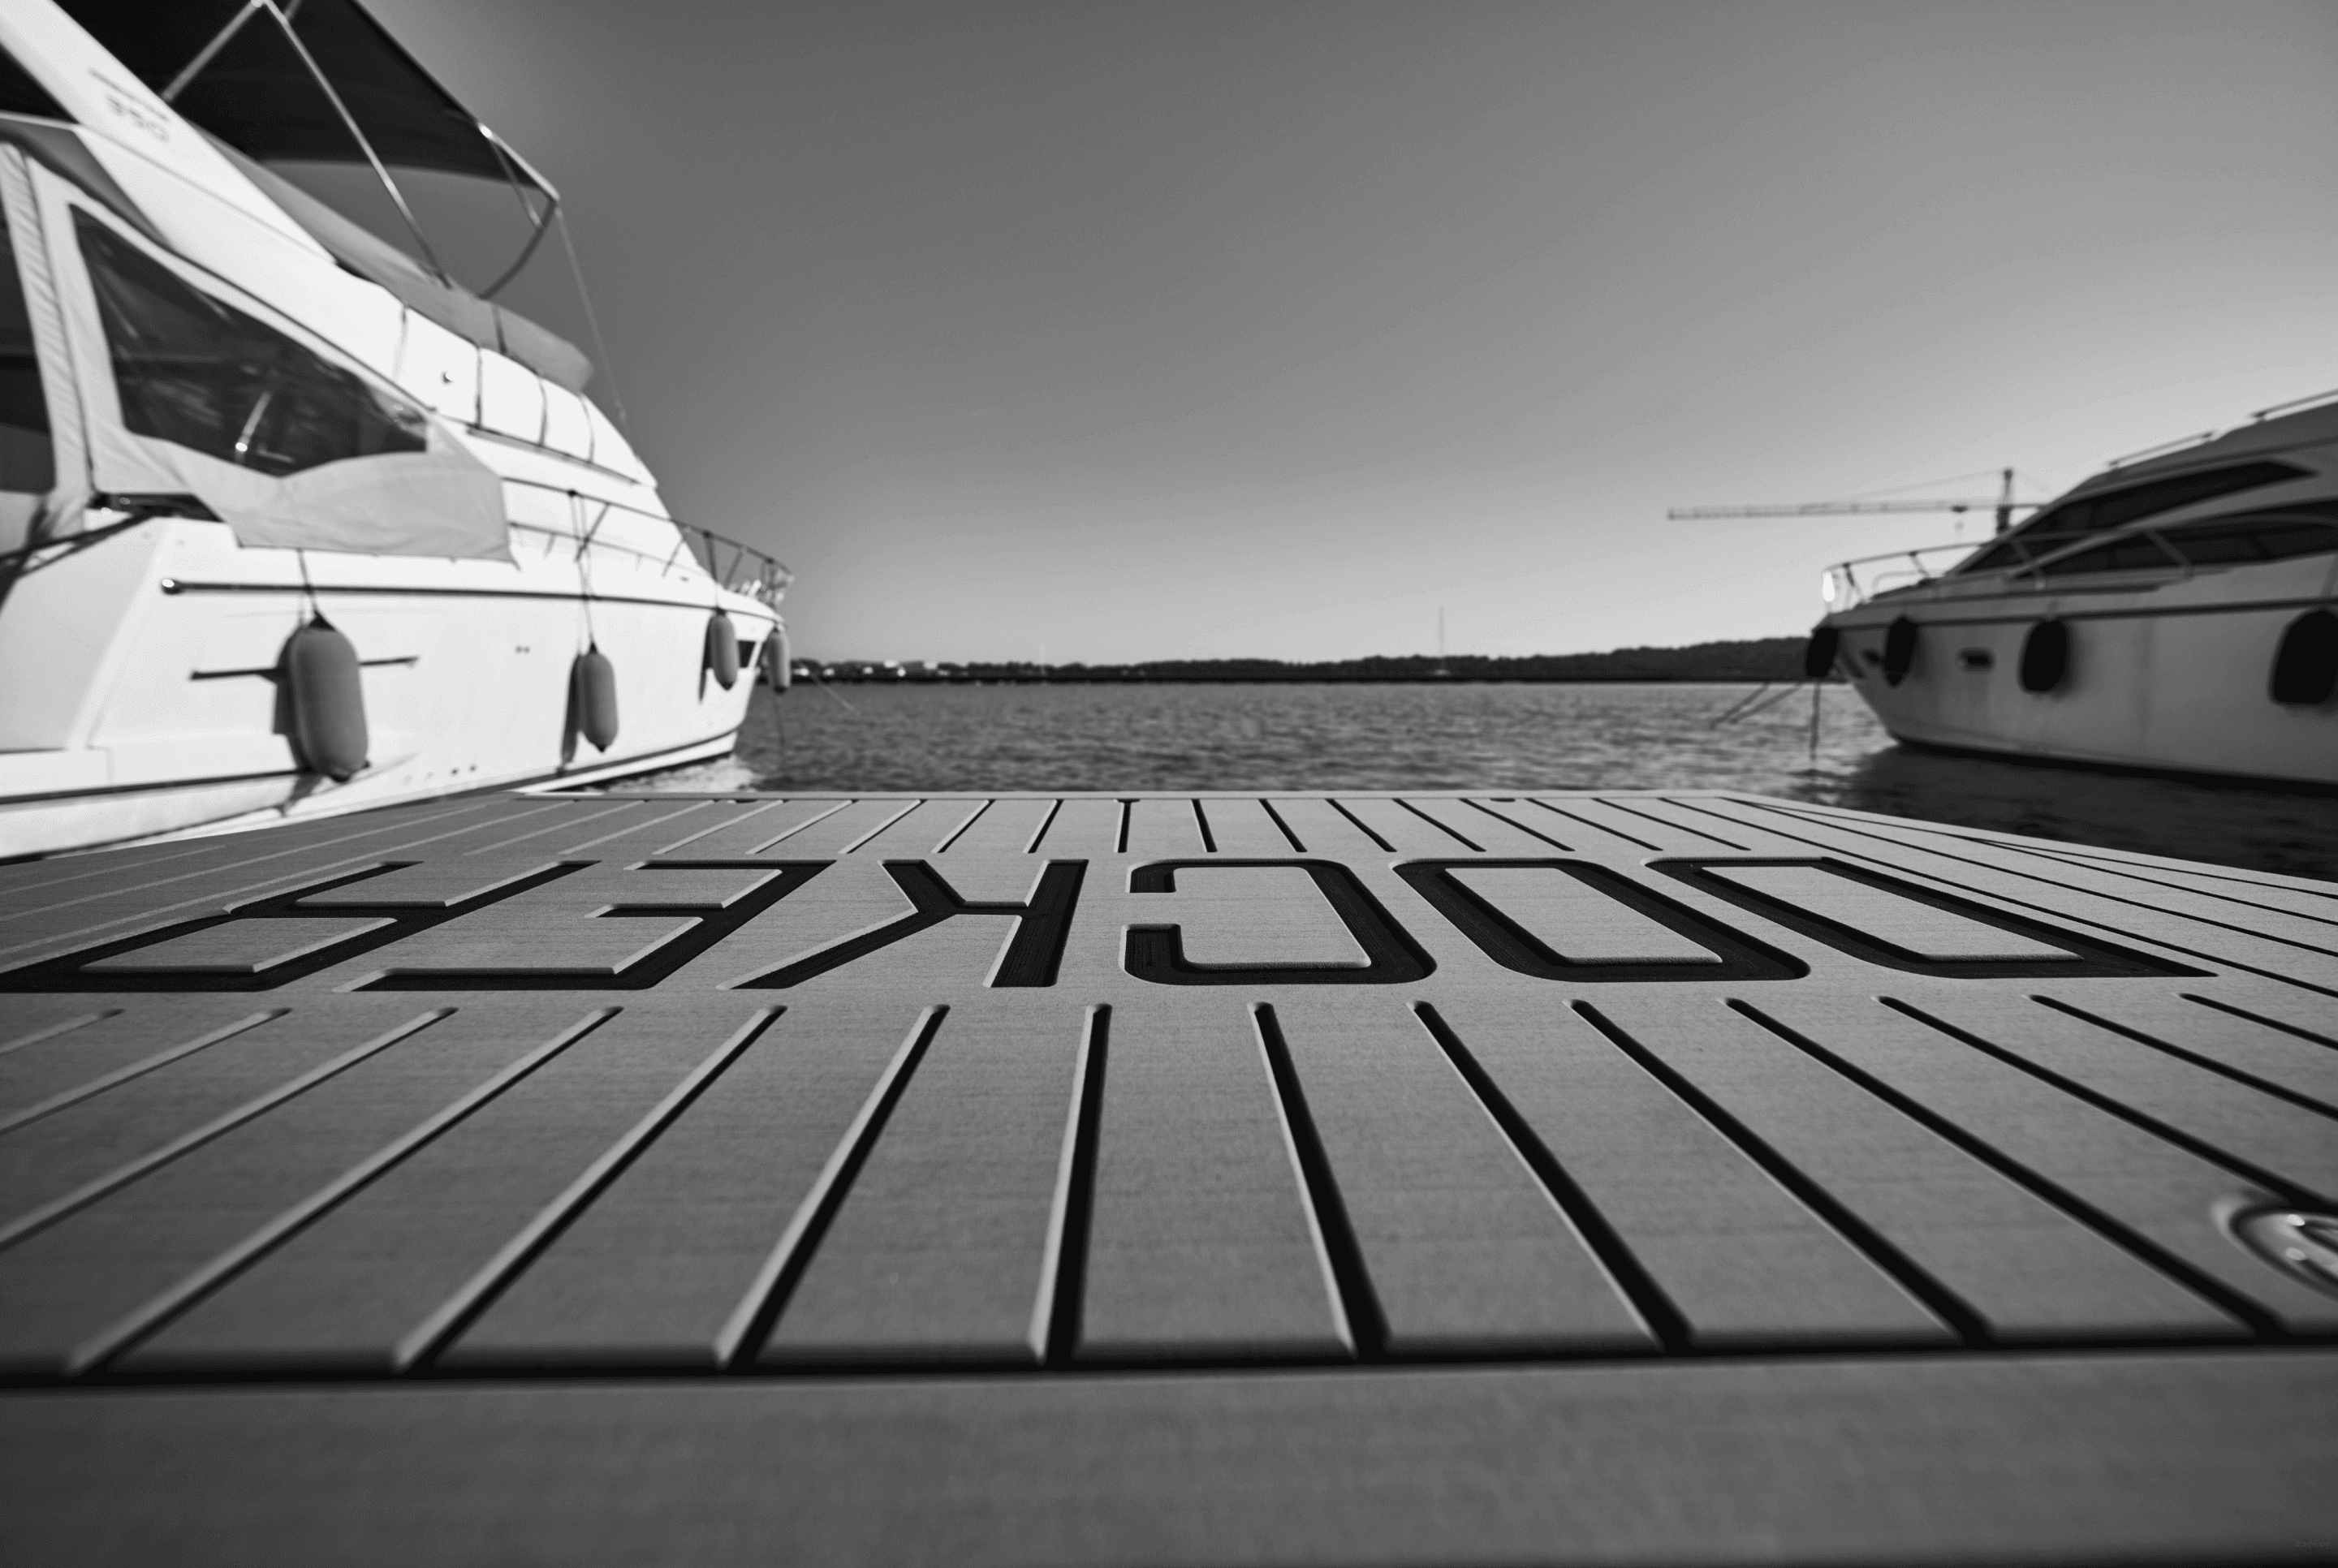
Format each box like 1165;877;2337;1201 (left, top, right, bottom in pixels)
1794;744;2338;883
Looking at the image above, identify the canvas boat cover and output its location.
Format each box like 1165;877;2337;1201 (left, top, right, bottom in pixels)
49;0;592;392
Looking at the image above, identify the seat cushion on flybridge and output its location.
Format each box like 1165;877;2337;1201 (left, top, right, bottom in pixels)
0;789;2332;1566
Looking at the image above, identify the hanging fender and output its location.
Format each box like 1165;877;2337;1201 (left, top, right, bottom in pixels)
280;618;369;782
704;610;740;691
571;644;621;751
1801;625;1840;680
2269;608;2338;707
2017;618;2070;694
761;621;792;691
1880;615;1918;686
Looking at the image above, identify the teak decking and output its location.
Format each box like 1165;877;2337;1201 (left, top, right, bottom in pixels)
1;790;2332;1564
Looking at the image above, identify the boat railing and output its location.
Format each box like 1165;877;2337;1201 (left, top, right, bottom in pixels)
500;477;792;605
1819;540;1999;608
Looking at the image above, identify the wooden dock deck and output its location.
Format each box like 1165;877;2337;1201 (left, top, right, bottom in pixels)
2;789;2332;1565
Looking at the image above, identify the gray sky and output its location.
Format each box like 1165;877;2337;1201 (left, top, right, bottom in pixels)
372;1;2338;663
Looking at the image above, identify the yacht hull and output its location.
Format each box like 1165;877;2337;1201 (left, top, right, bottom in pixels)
1824;558;2337;786
0;518;777;858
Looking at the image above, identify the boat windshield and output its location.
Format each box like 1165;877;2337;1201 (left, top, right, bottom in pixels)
76;212;426;478
1957;459;2307;575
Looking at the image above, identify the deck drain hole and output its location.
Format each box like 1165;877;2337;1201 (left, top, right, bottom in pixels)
2229;1208;2338;1299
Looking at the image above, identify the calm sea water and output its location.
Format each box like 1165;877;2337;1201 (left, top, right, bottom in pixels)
641;681;2338;882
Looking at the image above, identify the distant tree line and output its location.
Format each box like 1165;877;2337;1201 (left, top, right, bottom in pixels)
800;635;1817;683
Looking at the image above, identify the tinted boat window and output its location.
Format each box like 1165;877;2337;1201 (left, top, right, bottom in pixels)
2161;504;2338;568
2034;534;2179;577
0;209;52;498
1961;459;2307;575
75;213;426;476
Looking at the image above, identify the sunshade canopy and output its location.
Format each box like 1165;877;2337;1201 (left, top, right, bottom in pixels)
56;0;543;192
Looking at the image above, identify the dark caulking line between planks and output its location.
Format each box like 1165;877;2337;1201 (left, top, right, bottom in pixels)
67;1009;623;1378
0;1010;286;1132
726;1007;946;1368
1326;799;1394;852
1023;798;1063;855
1879;998;2332;1212
1257;798;1307;853
1594;798;1754;851
1526;799;1664;854
1412;1002;1687;1353
1571;1001;1990;1347
399;1010;786;1372
0;1009;123;1056
1252;1004;1377;1359
1041;1006;1109;1367
1461;799;1570;851
2033;995;2338;1119
0;1010;454;1253
1393;798;1479;851
2185;993;2338;1052
1730;1001;2272;1341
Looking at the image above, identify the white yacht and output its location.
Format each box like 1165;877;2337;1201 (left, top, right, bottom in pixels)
0;0;786;858
1812;393;2338;786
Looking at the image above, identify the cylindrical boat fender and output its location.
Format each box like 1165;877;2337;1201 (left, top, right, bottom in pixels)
280;617;369;781
1801;625;1840;680
704;610;740;691
1881;615;1919;686
2017;618;2070;694
2268;608;2338;706
761;621;793;691
571;644;620;751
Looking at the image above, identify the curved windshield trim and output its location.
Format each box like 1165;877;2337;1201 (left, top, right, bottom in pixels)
1956;459;2310;576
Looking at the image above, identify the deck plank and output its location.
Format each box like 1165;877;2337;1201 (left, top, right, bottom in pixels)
446;999;926;1368
1404;799;1569;855
1339;798;1476;854
1198;799;1301;855
759;1001;1081;1364
938;799;1055;857
1427;997;1950;1346
1271;999;1651;1352
1033;798;1123;856
118;1002;740;1372
1262;797;1386;857
848;799;986;857
0;1002;573;1373
1896;993;2338;1200
1583;994;2241;1340
1124;799;1206;858
1076;999;1348;1359
1745;992;2338;1333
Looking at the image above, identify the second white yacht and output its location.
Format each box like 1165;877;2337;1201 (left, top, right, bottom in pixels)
1811;393;2338;786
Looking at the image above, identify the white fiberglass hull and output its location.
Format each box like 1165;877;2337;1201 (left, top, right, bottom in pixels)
1825;555;2338;786
0;515;777;858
